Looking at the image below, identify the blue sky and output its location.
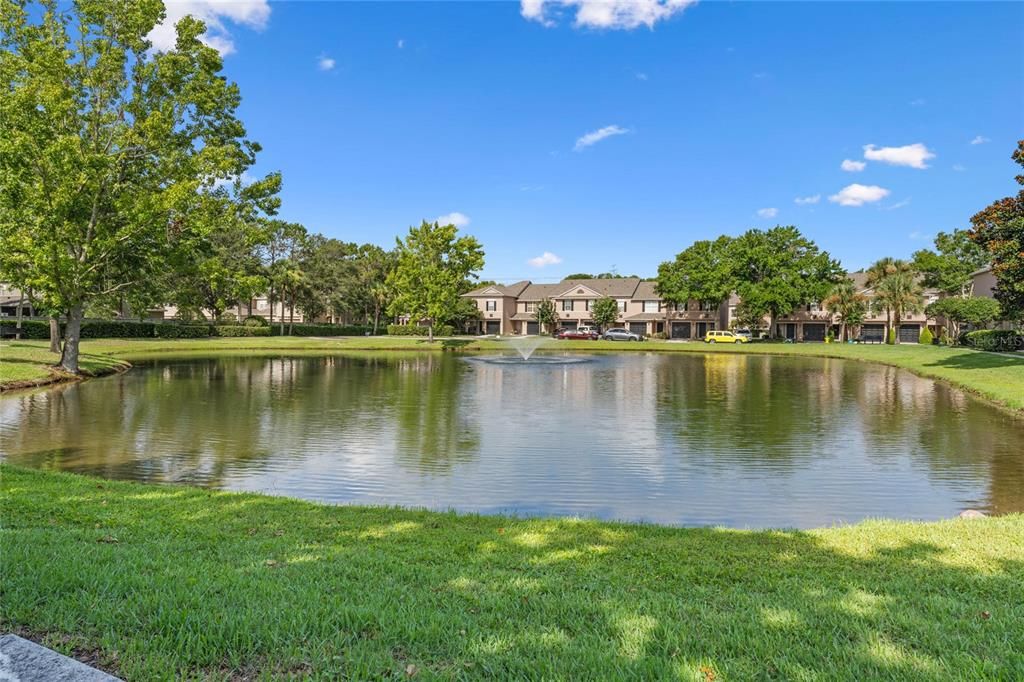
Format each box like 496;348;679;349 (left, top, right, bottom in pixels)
166;0;1024;282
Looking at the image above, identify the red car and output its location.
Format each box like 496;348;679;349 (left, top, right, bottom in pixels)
555;328;599;340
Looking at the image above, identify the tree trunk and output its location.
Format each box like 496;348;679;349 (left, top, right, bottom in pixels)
839;322;846;343
14;292;24;340
373;303;380;335
769;311;777;339
892;312;901;344
428;322;434;343
269;286;274;325
49;316;61;354
60;304;84;373
289;294;294;335
884;310;891;343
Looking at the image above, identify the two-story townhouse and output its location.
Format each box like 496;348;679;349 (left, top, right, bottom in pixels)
460;281;531;334
629;281;730;339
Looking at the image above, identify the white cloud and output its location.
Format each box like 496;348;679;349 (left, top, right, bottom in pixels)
397;38;405;49
863;143;935;169
909;98;926;107
318;55;336;71
521;0;696;30
952;164;967;172
436;212;471;227
528;251;563;268
635;72;649;81
794;194;820;205
148;0;271;56
574;124;629;151
970;135;990;145
829;184;891;207
886;198;911;210
840;159;866;172
756;207;778;219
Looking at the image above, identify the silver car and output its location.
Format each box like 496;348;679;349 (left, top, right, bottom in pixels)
602;327;642;341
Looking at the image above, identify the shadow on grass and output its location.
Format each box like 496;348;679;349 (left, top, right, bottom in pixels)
923;349;1024;371
1;466;1021;680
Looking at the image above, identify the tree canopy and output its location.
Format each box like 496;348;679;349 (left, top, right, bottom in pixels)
656;236;735;308
912;229;988;297
969;140;1024;321
0;1;268;371
386;220;484;340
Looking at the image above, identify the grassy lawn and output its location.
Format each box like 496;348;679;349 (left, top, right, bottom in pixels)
1;465;1021;680
3;336;1023;411
0;342;129;388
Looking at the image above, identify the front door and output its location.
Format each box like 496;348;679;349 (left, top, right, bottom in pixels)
783;323;797;340
696;322;709;339
671;322;691;339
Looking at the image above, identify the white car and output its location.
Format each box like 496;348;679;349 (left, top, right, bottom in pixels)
577;325;599;336
733;328;752;341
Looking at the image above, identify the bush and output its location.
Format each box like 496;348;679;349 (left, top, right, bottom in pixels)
961;329;1024;352
243;316;269;327
213;325;270;337
650;331;669;340
919;326;934;345
937;327;950;346
154;324;213;338
270;324;375;337
80;320;156;338
2;320;52;339
886;327;896;345
387;324;455;337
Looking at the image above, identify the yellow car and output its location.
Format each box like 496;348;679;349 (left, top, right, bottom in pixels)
704;330;748;344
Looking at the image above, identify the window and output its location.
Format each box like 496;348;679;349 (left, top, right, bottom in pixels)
808;301;821;313
485;300;497;311
562;300;574;311
618;300;627;312
643;301;659;313
585;300;592;311
700;302;718;312
524;302;536;313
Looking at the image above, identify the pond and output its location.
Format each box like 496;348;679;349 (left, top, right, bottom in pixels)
2;352;1022;528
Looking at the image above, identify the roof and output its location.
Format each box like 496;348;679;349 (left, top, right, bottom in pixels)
625;312;664;321
462;280;530;298
632;281;660;300
510;313;536;321
518;282;568;302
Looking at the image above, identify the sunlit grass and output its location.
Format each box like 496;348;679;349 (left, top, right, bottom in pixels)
1;466;1022;680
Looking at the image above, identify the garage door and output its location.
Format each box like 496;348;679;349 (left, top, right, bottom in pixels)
526;321;539;335
899;324;920;343
562;320;578;330
671;322;691;339
861;324;885;342
803;324;826;342
485;321;500;334
629;322;647;336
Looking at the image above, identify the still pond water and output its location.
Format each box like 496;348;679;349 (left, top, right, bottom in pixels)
2;352;1022;528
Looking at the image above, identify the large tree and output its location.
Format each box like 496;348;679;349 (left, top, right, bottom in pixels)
0;1;265;372
535;298;557;335
912;229;988;297
969;140;1024;321
386;220;484;341
872;260;923;344
729;227;843;338
656;236;735;329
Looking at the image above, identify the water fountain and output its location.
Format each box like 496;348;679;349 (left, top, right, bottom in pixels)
471;334;590;365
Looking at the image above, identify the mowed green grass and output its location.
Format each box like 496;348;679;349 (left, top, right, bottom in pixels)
1;466;1021;680
3;336;1023;411
0;341;128;386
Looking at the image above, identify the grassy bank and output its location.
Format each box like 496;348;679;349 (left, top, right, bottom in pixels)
1;466;1021;680
0;342;129;389
3;336;1023;411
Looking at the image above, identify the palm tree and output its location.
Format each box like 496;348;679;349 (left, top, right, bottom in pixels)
823;279;867;342
873;260;923;344
866;257;896;342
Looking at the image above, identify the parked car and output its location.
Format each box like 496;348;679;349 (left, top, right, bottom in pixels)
704;330;747;344
602;328;642;341
733;328;752;341
557;328;599;340
577;325;599;336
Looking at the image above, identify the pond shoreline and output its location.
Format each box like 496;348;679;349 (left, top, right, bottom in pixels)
3;337;1022;415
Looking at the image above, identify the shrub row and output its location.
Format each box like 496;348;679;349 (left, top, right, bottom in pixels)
270;323;374;337
154;324;213;339
80;320;156;338
213;325;271;337
386;323;455;337
2;320;50;338
960;329;1024;352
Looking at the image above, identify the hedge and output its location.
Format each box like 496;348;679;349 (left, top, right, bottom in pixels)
154;324;213;339
213;325;270;337
80;320;156;338
919;326;933;346
960;329;1024;352
1;320;50;339
270;324;375;337
387;324;455;337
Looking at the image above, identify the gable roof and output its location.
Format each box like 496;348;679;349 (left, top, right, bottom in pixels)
632;281;660;300
462;280;530;298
